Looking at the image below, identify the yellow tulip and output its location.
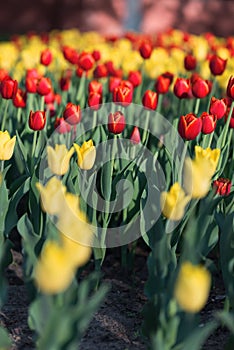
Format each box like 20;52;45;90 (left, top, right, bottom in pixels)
60;233;92;268
73;140;96;170
34;240;74;294
183;146;220;198
47;144;74;176
174;262;211;313
57;192;94;246
0;131;16;160
36;177;66;215
160;183;191;221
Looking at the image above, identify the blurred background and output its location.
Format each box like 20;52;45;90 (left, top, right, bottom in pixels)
0;0;233;37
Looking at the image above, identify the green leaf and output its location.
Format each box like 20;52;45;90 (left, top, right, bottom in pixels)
0;326;12;349
0;176;9;236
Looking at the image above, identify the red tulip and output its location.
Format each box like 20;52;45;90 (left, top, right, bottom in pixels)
209;97;227;119
78;52;95;71
37;77;53;96
200;112;217;134
63;103;81;125
209;55;227;76
88;92;102;110
13;88;27;108
0;77;18;99
155;75;171;94
54;117;71;134
173;78;191;99
93;64;108;78
192;78;211;99
109;77;121;93
108;111;126;134
105;61;123;78
44;91;55;104
162;71;174;84
130;126;141;144
92;50;101;61
113;86;133;107
40;48;53;66
0;69;9;82
59;76;70;91
88;80;103;94
184;54;197;71
142;90;158;110
62;46;79;65
128;71;142;88
213;178;231;196
139;42;152;59
25;77;38;93
226;76;234;100
29;111;46;130
178;113;202;140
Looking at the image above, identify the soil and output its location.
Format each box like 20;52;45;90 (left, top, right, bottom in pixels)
0;242;230;350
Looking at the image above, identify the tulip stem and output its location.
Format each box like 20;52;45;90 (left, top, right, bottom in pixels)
194;98;200;115
221;101;234;149
0;161;4;173
92;110;97;130
142;110;150;145
156;94;163;114
1;99;10;131
76;72;86;105
16;108;22;124
40;96;45;111
178;140;188;185
32;131;38;160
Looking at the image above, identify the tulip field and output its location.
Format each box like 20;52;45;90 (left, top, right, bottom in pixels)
0;28;234;349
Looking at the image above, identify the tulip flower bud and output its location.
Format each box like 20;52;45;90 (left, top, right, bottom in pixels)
78;52;95;71
37;77;53;96
29;111;46;131
130;126;141;144
106;61;123;78
62;46;79;65
0;77;18;99
201;112;216;134
139;41;152;59
142;90;158;110
155;75;171;94
184;54;197;71
54;117;71;134
88;80;103;94
128;71;142;88
25;77;38;93
59;76;70;91
108;111;126;134
0;69;9;82
162;71;174;84
173;78;190;99
178;113;202;140
13;88;27;108
213;178;232;196
44;91;55;104
92;50;101;61
226;76;234;100
93;64;108;79
74;140;96;170
88;92;102;110
209;97;227;119
40;48;53;66
209;54;227;76
47;144;74;176
63;103;81;125
192;78;211;99
113;86;133;107
174;262;211;313
0;131;16;160
109;77;121;93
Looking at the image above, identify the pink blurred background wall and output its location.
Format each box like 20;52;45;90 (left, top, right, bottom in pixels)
0;0;233;37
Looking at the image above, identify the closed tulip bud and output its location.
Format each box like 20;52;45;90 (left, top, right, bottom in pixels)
184;54;197;71
63;103;81;125
162;71;174;84
109;77;121;93
0;68;9;82
60;233;92;268
0;77;18;99
130;126;141;144
26;68;41;79
142;90;158;110
44;90;55;104
88;80;103;94
29;111;46;131
25;76;38;93
226;76;234;100
92;50;101;61
192;78;210;99
213;178;232;196
78;52;95;71
155;75;171;94
160;183;191;221
37;77;53;96
13;88;27;108
88;92;102;110
74;140;96;170
0;131;16;160
47;144;74;176
113;86;133;107
201;112;216;134
59;76;70;91
209;97;227;119
139;41;152;59
40;48;53;66
105;61;123;78
174;262;211;313
178;113;202;140
54;117;71;134
173;78;190;99
62;46;79;65
93;64;108;79
36;177;67;215
128;71;142;88
209;54;227;76
108;111;126;134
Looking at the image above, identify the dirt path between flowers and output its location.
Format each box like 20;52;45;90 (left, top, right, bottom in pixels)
0;245;230;350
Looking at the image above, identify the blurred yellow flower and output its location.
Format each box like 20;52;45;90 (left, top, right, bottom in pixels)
184;146;220;198
47;144;74;176
160;183;191;221
174;262;211;313
36;177;66;215
0;131;16;161
34;240;74;294
74;140;96;170
60;233;92;268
